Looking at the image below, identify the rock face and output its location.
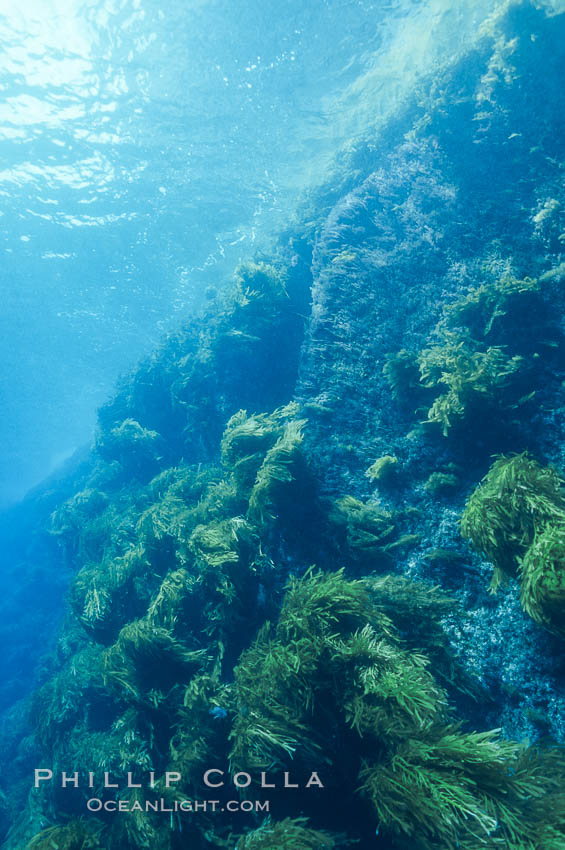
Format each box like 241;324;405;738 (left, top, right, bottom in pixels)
298;2;565;487
2;3;565;849
293;0;565;746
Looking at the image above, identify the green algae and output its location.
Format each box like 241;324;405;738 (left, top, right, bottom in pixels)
230;569;565;850
328;496;396;566
462;453;565;635
444;275;545;341
247;417;307;528
96;418;164;478
383;269;564;439
234;817;347;849
520;523;565;634
423;471;459;496
365;454;399;484
26;819;104;850
461;453;565;583
418;333;526;436
383;349;423;402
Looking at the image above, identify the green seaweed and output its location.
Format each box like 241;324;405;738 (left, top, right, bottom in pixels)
103;620;208;708
462;454;565;636
26;819;104;850
230;568;565;849
234;817;347;849
364;574;475;696
233;261;288;310
382;267;565;439
95;418;164;477
519;523;565;636
423;471;459;496
445;275;544;340
70;546;151;642
418;334;526;436
328;496;396;566
365;455;399;484
12;228;565;850
383;350;423;401
358;734;565;850
221;403;304;501
169;673;234;793
461;453;565;586
423;548;467;566
247;418;307;528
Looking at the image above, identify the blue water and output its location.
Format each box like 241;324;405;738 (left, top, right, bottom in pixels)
0;0;516;506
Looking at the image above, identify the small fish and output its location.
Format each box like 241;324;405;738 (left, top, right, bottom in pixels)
209;706;228;720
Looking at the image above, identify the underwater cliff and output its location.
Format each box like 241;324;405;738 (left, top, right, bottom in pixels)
2;2;565;849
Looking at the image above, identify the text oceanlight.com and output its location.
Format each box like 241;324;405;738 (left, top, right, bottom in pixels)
86;798;270;814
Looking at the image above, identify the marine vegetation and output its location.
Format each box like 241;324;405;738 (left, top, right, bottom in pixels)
423;470;459;496
365;455;399;485
19;361;565;850
364;574;475;696
444;274;549;347
26;818;104;850
461;453;565;635
94;260;306;472
327;495;397;568
233;817;347;849
418;333;526;437
230;569;565;850
384;271;564;439
382;350;424;402
6;226;565;850
96;418;164;479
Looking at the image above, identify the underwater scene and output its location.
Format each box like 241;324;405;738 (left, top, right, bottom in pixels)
2;0;565;847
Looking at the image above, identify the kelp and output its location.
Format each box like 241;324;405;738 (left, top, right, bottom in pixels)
520;523;565;634
96;418;164;479
423;470;459;496
18;411;565;849
328;496;396;567
230;261;289;330
462;453;565;635
418;333;526;437
51;485;143;566
247;418;307;528
359;735;565;850
70;546;152;643
383;269;564;439
444;275;548;346
364;574;476;696
169;673;234;793
383;349;423;401
102;620;208;709
365;454;399;484
231;570;565;849
21;396;322;847
234;817;347;849
461;453;565;582
26;819;105;850
221;402;303;498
